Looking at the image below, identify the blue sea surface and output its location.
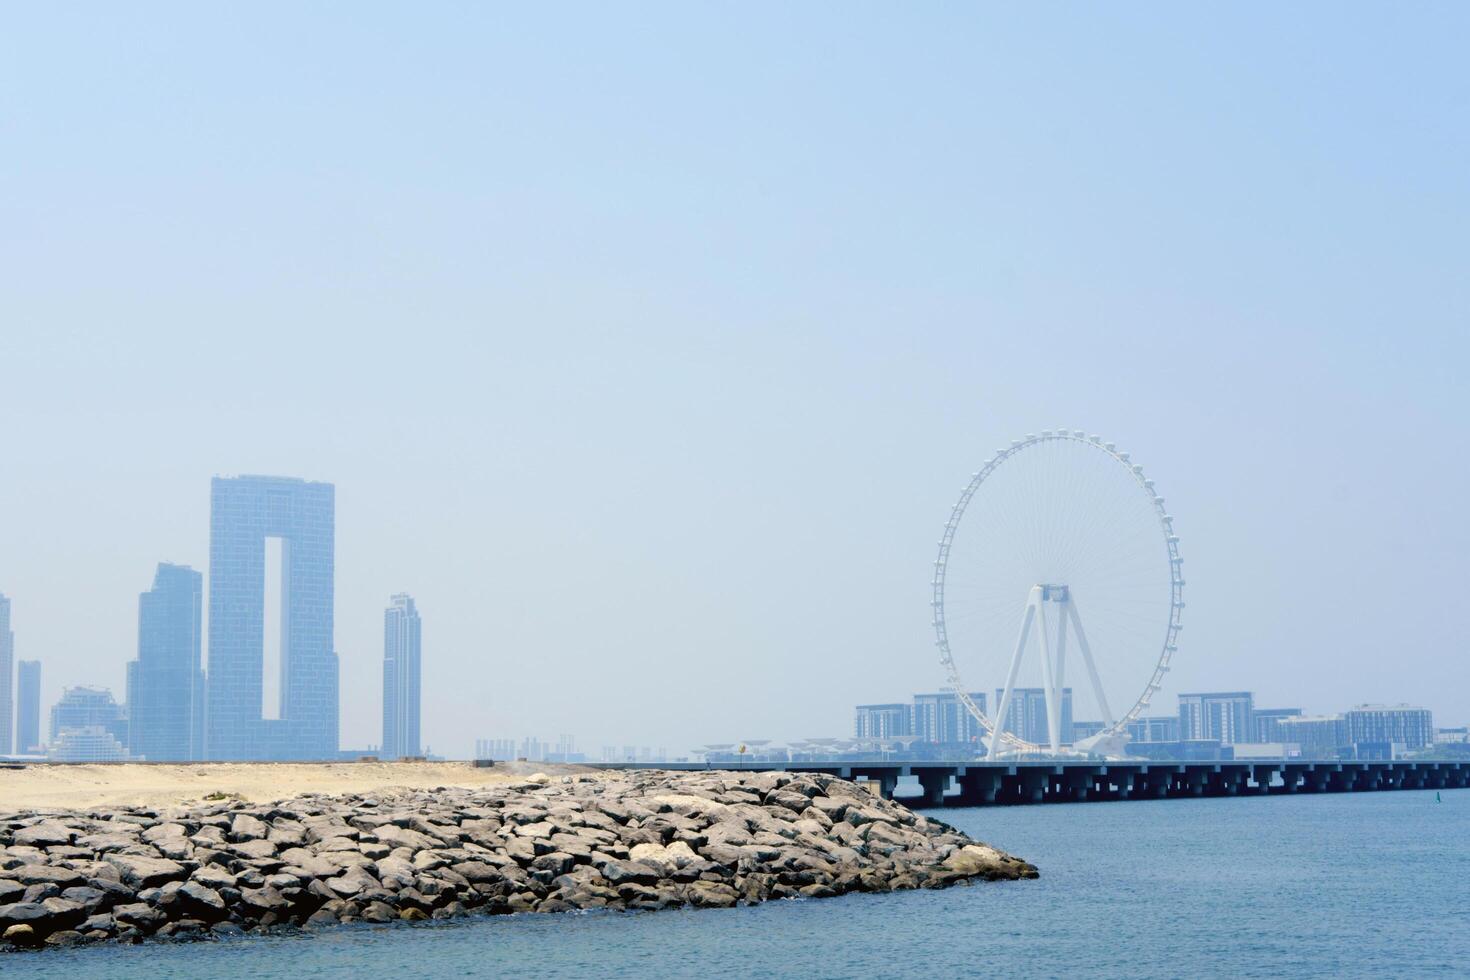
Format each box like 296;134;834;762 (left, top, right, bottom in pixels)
8;789;1467;978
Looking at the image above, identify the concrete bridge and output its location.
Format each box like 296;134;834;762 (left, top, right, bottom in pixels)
587;759;1470;807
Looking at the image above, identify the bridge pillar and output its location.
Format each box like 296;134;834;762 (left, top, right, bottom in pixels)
914;768;951;808
1279;766;1308;793
955;768;1001;806
1251;765;1280;794
1142;767;1175;798
1180;767;1207;797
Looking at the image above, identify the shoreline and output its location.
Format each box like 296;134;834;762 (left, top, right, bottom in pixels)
1;767;1036;951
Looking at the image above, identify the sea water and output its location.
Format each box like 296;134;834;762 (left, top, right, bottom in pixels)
9;788;1467;978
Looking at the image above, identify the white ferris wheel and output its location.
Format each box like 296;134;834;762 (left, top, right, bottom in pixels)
931;430;1184;758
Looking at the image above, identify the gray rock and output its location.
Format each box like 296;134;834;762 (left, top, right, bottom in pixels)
84;877;134;907
371;825;436;851
140;823;189;844
190;865;237;889
80;912;115;933
14;864;85;888
175;882;228;921
105;854;186;889
229;838;278;859
77;832;142;853
60;886;108;912
0;901;51;931
361;900;396;922
599;860;662;886
23;883;60;903
230;813;269;841
40;896;88;931
13;823;75;848
237;886;289;919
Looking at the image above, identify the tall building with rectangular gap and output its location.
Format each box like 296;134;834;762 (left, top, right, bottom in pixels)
207;475;337;760
128;563;205;761
381;593;422;759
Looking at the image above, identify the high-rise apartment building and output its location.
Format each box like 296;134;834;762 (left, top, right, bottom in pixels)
381;593;422;760
1126;715;1180;743
16;661;41;754
0;593;13;756
853;703;913;740
1276;714;1348;755
1345;704;1433;749
1178;692;1255;745
127;563;205;761
995;688;1074;745
207;475;338;761
911;692;988;745
1253;707;1303;743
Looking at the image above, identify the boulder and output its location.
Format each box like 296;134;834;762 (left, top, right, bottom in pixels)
229;839;278;860
228;813;269;841
14;864;85;888
175;882;228;922
13;823;75;848
3;924;39;947
105;854;186;890
60;886;108;913
112;902;166;931
599;860;661;886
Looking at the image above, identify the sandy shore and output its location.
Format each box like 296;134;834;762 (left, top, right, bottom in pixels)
0;761;581;811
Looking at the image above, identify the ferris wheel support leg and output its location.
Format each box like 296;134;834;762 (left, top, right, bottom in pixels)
1066;596;1115;727
1036;599;1061;755
1052;600;1069;747
989;587;1039;760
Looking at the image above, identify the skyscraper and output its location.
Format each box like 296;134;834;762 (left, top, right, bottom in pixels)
0;593;13;756
381;593;422;760
207;475;338;761
16;661;41;755
128;563;205;761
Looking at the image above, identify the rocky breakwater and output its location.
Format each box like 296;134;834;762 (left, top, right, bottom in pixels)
0;769;1036;950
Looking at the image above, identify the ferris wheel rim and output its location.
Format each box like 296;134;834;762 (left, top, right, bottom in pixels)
930;429;1184;753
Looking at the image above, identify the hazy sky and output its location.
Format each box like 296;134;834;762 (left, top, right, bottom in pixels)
2;4;1466;757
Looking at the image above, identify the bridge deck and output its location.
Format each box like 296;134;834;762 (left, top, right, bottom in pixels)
584;759;1470;807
